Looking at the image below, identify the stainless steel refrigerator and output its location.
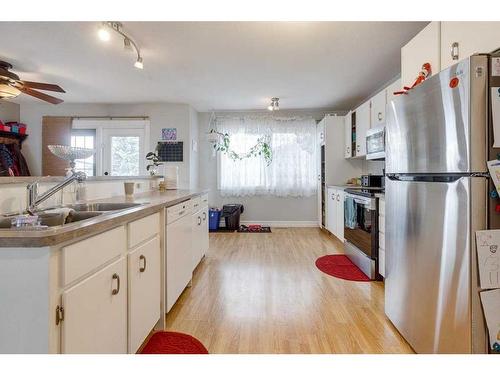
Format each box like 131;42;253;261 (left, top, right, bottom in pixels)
385;55;492;353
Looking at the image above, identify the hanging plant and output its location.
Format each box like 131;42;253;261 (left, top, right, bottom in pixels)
209;129;273;166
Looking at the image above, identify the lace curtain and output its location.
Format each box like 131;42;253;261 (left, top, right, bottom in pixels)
217;115;317;197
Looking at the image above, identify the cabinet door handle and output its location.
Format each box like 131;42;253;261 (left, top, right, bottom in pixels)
198;216;202;225
112;273;120;295
178;210;185;216
139;255;146;273
202;212;207;221
378;112;382;121
336;194;340;201
451;42;459;61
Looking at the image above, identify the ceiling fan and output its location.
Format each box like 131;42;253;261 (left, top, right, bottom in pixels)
0;61;65;104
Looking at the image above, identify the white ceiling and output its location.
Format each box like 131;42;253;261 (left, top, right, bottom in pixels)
0;21;427;111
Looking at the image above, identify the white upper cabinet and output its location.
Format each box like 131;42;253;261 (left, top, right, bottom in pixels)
401;21;441;89
354;100;370;157
317;119;325;145
441;22;500;69
370;89;387;127
386;79;402;103
344;111;352;159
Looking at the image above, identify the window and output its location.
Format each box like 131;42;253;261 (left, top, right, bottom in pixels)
217;116;317;197
71;129;96;176
71;119;149;176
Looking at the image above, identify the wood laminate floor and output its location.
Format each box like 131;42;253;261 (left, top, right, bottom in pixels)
166;227;413;354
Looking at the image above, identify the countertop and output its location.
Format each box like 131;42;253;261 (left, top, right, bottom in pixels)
0;175;162;185
0;189;207;248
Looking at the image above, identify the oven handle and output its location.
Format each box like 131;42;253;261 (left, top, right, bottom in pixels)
344;194;371;206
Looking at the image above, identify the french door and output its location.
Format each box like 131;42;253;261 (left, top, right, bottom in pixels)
102;128;146;176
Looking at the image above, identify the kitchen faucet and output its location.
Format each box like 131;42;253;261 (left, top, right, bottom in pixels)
26;171;87;215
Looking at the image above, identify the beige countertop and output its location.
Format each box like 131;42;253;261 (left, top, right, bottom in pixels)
0;189;207;248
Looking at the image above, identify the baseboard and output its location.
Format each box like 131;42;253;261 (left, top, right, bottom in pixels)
240;220;319;228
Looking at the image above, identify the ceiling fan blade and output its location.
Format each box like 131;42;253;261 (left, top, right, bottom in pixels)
19;86;64;104
19;80;65;93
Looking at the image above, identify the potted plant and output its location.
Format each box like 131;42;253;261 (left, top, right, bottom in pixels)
145;150;163;176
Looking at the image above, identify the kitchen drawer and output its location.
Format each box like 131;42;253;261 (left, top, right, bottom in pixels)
62;226;126;286
128;212;160;249
166;200;192;224
379;215;385;234
379;248;385;278
379;232;385;250
200;193;208;208
191;196;202;212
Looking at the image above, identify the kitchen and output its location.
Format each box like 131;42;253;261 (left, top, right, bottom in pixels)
1;8;500;373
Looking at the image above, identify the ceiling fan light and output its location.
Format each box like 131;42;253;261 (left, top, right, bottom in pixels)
0;83;21;99
98;25;111;42
134;57;144;70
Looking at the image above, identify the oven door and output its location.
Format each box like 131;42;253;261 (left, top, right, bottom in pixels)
366;126;385;160
344;193;377;258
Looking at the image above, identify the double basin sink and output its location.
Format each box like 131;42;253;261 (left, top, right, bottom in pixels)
0;202;144;229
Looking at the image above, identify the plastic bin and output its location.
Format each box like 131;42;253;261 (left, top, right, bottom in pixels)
208;208;222;231
222;204;244;231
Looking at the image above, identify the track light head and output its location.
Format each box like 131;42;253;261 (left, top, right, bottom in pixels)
134;57;144;70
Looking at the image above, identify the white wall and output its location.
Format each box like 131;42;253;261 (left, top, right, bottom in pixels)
19;102;197;188
198;109;340;224
0;101;20;122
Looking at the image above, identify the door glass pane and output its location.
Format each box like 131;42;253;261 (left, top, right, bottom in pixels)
110;136;140;176
71;130;96;177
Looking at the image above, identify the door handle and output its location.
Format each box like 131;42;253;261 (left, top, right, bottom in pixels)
451;42;459;61
112;273;120;295
139;255;146;272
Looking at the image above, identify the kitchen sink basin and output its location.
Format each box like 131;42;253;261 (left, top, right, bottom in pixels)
0;211;103;228
64;202;143;212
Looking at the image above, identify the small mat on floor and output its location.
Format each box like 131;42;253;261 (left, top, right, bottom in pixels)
315;254;370;282
139;331;209;354
238;225;271;233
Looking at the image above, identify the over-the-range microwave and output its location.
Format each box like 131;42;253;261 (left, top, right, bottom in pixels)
366;125;385;160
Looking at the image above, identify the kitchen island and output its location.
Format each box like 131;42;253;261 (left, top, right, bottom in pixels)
0;188;209;354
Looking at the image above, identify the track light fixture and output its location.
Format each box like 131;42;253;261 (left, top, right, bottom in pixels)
267;97;280;111
98;22;144;70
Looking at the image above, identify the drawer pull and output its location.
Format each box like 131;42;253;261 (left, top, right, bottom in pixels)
178;210;185;216
139;255;147;273
112;273;120;295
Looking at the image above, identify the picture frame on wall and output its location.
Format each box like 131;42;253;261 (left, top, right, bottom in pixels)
162;128;177;141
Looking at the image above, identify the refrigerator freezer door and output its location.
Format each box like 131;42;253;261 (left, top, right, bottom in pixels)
386;55;488;174
385;176;476;353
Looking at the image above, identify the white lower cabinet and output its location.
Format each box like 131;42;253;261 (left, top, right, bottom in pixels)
128;236;161;353
61;256;128;354
166;201;193;312
327;187;344;241
378;198;386;278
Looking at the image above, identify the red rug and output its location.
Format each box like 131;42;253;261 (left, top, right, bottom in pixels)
315;254;371;282
139;331;209;354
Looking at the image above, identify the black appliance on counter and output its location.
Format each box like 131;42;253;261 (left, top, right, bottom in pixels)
343;186;383;280
361;174;383;187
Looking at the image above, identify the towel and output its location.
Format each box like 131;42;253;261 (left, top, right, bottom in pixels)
344;197;357;229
